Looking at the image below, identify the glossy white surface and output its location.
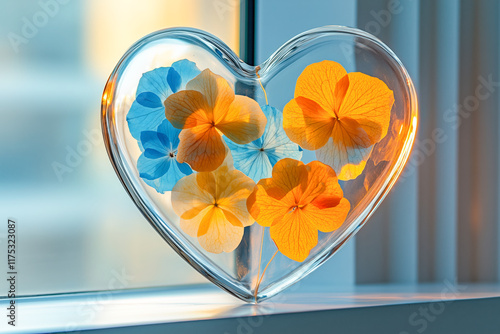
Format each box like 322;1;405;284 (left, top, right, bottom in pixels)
2;283;499;333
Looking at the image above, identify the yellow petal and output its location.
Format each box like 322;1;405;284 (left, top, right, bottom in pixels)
283;97;335;150
217;95;267;144
197;206;244;253
294;60;348;112
216;169;256;227
176;123;226;172
338;160;368;181
195;170;216;197
270;209;318;262
221;209;244;227
181;204;211;220
180;206;212;238
337;72;394;141
164;90;211;129
187;69;234;118
171;173;213;225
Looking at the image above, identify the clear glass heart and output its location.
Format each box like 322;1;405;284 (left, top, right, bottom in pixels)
101;26;417;303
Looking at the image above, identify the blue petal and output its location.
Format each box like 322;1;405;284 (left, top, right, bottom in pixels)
157;119;181;149
176;160;193;175
140;131;168;154
171;59;201;89
156;132;170;149
144;148;166;159
127;101;165;140
136;92;163;108
226;139;269;181
267;143;303;165
237;150;273;182
138;155;170;180
224;104;302;182
260;105;293;148
128;62;200;141
167;67;182;93
136;67;173;100
142;158;192;193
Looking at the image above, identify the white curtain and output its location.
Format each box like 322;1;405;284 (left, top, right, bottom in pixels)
256;0;500;286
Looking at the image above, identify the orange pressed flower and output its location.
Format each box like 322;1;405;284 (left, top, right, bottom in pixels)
164;69;267;172
171;155;256;253
247;158;350;262
283;60;394;180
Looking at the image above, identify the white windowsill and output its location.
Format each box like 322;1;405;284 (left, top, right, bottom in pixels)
2;283;500;333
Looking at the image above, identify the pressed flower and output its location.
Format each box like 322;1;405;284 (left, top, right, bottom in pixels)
247;158;350;262
171;155;256;253
224;105;302;182
164;69;267;172
283;60;394;180
127;59;200;140
137;119;193;193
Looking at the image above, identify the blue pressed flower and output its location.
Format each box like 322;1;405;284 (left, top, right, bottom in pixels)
225;105;303;182
138;119;193;193
127;59;201;140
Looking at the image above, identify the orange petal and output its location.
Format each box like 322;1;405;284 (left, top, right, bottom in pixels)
269;158;309;202
311;195;342;209
176;124;226;172
294;60;348;112
247;181;291;227
283;97;335;150
334;116;376;148
197;206;244;253
300;160;342;206
337;72;394;141
303;197;350;233
164;90;211;129
270;210;317;262
217;95;267;144
186;69;234;118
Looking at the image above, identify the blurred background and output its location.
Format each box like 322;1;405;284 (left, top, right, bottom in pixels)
0;0;499;297
0;0;240;296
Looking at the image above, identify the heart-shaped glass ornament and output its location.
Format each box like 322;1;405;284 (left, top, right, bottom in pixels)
101;26;417;303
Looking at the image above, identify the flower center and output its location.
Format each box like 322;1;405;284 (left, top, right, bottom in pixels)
290;203;306;212
168;152;175;158
259;147;265;152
